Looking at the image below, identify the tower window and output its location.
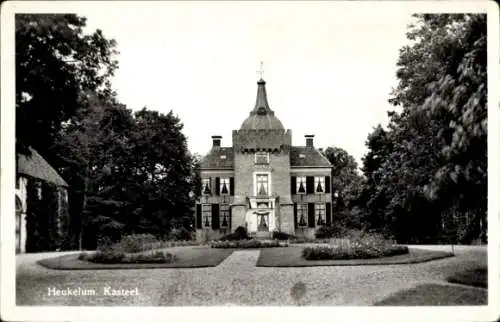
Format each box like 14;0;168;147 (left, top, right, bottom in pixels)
296;176;306;194
314;176;325;193
256;174;269;196
220;178;230;195
202;178;211;195
255;152;269;164
202;204;212;229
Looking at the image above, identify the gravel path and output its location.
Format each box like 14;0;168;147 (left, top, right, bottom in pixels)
16;247;487;306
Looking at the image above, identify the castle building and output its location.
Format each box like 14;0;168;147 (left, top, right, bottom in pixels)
195;77;333;240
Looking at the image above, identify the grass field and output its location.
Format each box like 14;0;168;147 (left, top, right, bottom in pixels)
374;283;487;306
256;246;454;267
37;247;234;270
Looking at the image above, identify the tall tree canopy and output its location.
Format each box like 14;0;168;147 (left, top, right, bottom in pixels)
56;100;197;248
16;14;198;250
322;147;365;230
16;14;118;157
360;14;487;243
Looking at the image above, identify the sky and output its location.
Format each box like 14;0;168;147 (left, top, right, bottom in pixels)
79;2;416;166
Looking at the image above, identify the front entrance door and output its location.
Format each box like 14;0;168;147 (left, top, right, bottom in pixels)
257;213;269;232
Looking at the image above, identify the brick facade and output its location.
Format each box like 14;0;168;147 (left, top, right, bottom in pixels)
196;78;333;241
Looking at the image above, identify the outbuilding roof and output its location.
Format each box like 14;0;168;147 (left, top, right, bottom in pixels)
17;147;68;187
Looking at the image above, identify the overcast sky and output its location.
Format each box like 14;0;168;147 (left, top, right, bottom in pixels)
79;2;416;166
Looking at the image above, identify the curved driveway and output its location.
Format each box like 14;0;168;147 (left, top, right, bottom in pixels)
16;246;487;306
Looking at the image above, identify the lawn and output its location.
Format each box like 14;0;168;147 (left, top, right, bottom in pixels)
447;267;488;288
256;246;454;267
373;283;487;306
37;246;234;270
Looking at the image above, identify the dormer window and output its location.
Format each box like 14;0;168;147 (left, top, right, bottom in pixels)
296;176;306;194
314;176;325;193
299;154;306;159
202;178;211;195
255;152;269;164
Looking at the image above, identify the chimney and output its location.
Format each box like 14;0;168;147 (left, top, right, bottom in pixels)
212;135;222;148
305;135;314;147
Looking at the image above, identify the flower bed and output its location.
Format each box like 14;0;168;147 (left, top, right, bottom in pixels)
301;231;408;260
211;239;288;249
302;244;408;260
79;250;175;264
78;233;184;264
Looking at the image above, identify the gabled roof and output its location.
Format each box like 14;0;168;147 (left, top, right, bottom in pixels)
200;147;234;169
17;147;68;187
290;146;332;168
200;146;331;169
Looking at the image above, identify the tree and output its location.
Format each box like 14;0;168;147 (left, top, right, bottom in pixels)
322;146;365;230
128;108;195;236
392;14;487;242
16;14;118;158
360;14;487;243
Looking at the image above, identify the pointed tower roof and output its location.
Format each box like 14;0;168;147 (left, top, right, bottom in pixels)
240;78;284;130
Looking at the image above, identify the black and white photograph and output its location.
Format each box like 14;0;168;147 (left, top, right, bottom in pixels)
1;1;498;321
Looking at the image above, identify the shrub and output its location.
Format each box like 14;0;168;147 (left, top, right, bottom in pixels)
302;244;408;260
211;239;288;248
87;250;126;263
220;226;250;241
301;231;408;260
82;249;175;264
96;236;114;251
122;251;175;264
272;231;296;240
314;226;336;239
169;227;192;241
117;234;158;253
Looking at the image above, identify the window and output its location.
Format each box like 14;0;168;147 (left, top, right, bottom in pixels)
202;178;211;195
255;152;269;164
296;176;306;194
297;204;308;227
314;176;325;193
220;178;230;195
315;203;326;226
256;174;269;196
202;204;212;228
220;204;230;228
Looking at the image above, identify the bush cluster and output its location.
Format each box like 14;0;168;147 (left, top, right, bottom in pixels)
118;234;158;253
80;250;125;263
219;226;251;241
80;233;180;264
121;251;175;264
271;231;296;240
314;226;337;239
301;231;408;260
79;249;175;264
302;244;408;260
168;227;193;241
211;239;288;249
